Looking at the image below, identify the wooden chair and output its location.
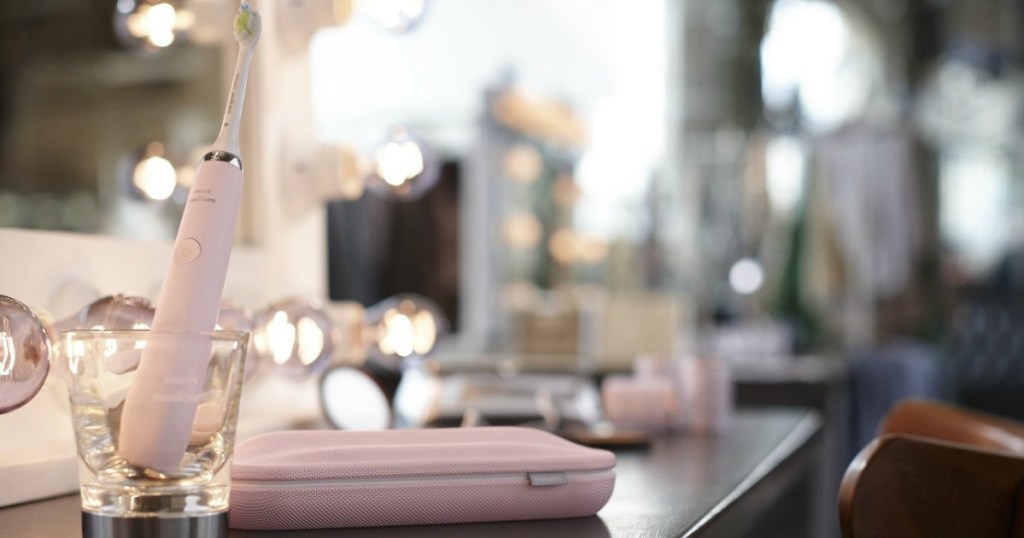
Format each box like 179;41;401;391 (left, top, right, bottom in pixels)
839;400;1024;537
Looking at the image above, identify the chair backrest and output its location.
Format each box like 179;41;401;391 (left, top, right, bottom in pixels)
839;434;1024;537
880;400;1024;455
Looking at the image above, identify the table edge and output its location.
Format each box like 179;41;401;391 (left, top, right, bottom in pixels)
681;410;824;538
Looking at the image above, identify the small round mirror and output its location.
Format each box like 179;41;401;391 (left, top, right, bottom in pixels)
319;366;392;430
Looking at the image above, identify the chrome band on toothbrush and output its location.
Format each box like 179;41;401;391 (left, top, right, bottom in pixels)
202;151;243;170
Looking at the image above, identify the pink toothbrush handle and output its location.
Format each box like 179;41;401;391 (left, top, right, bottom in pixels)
119;157;243;473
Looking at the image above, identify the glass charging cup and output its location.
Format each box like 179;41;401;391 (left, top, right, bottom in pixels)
62;330;247;535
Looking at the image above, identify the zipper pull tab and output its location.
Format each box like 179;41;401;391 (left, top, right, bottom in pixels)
528;472;568;487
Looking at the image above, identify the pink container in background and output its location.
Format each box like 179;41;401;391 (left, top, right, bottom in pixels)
605;355;733;434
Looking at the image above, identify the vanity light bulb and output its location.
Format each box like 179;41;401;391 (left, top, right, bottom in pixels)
44;294;156;384
0;296;52;414
215;301;252;333
56;294;156;333
368;294;446;361
253;299;334;379
375;141;424;187
262;311;296;366
114;1;196;50
378;309;414;357
216;300;260;381
125;142;180;203
133;155;177;201
410;310;437;355
141;3;177;47
365;128;441;201
297;317;326;366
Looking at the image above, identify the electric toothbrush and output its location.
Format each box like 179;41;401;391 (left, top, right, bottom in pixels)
118;2;262;473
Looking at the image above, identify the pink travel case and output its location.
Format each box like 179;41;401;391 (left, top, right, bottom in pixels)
228;426;616;530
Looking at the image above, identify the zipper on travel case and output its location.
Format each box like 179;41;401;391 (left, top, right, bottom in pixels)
232;468;613;489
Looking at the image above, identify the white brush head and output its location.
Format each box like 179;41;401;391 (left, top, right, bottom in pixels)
235;1;262;45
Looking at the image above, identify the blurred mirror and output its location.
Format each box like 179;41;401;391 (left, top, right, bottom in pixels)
684;0;1024;359
0;0;228;241
318;0;679;353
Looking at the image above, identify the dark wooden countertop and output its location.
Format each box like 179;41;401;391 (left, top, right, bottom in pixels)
0;409;822;538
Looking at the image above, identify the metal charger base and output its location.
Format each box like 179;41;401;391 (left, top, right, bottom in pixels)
82;511;227;538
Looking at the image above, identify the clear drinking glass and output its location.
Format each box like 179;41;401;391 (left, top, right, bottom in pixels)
62;330;247;521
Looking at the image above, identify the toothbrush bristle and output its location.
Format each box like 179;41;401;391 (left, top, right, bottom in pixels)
234;1;261;43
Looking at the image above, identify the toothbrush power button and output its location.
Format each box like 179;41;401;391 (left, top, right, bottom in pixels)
174;238;202;264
